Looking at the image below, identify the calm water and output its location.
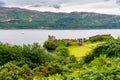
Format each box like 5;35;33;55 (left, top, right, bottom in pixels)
0;29;120;45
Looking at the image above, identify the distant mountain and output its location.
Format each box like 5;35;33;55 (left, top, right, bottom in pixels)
0;7;120;29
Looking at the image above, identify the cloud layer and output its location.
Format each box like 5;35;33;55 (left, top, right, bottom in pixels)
0;1;5;7
0;0;120;15
117;0;120;5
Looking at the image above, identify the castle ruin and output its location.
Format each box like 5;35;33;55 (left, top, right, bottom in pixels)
48;35;56;42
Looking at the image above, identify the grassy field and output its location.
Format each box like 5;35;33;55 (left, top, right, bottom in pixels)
68;42;102;59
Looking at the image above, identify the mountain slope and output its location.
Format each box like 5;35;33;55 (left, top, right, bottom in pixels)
0;7;120;29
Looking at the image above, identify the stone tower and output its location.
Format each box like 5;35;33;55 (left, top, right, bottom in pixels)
48;35;56;42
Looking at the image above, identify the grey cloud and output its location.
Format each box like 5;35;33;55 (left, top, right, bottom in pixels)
0;1;5;7
52;4;61;9
10;0;61;9
116;0;120;5
104;0;110;1
0;0;112;7
105;0;120;6
0;0;116;9
32;4;61;9
4;0;105;8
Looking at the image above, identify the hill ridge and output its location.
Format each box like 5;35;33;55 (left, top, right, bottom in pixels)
0;7;120;29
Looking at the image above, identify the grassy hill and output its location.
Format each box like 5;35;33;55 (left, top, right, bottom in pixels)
0;7;120;29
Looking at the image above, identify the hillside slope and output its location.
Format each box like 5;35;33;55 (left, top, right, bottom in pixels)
0;7;120;29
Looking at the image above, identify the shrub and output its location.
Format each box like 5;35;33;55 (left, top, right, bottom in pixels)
20;43;54;68
34;74;64;80
33;62;63;77
83;39;120;63
69;55;77;63
93;39;120;57
56;39;71;47
88;34;114;42
78;57;120;80
0;43;22;65
43;41;57;50
55;47;69;57
0;63;33;80
0;42;54;68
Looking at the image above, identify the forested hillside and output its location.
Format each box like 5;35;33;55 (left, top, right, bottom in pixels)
0;7;120;29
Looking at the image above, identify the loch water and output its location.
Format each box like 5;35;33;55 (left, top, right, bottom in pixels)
0;29;120;45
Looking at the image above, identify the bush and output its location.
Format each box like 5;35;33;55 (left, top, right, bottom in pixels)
93;39;120;57
0;63;33;80
21;43;54;68
88;34;114;42
0;43;22;65
69;55;77;63
0;42;54;68
78;57;120;80
56;40;71;47
33;62;63;77
55;47;69;57
83;39;120;63
43;41;57;50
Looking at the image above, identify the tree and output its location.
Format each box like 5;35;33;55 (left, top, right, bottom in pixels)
43;41;57;50
55;47;69;57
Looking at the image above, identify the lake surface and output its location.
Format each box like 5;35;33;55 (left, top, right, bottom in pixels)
0;29;120;45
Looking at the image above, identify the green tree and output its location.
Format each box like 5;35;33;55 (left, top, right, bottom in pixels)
55;47;69;57
0;42;54;68
43;41;57;50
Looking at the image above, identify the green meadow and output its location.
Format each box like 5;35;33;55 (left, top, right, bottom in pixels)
68;42;102;59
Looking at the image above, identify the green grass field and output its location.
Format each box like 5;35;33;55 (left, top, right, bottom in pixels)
68;42;102;59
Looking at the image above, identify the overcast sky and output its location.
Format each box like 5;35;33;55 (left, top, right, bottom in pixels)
0;0;120;15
